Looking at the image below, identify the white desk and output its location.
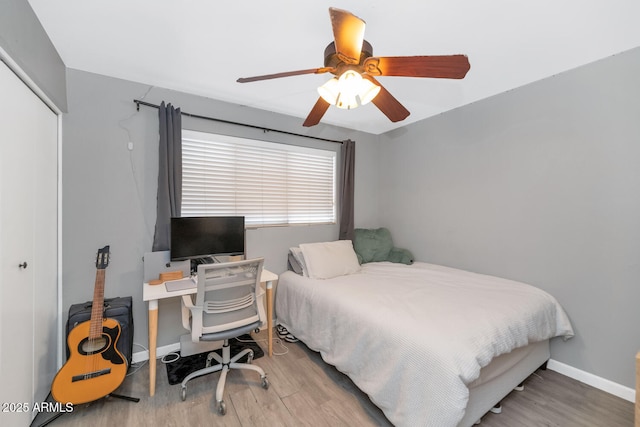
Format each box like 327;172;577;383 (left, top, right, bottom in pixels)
142;269;278;396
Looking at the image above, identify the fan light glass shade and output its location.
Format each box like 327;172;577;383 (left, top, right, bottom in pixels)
318;70;380;110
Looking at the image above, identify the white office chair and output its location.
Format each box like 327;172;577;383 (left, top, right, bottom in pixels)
179;258;269;415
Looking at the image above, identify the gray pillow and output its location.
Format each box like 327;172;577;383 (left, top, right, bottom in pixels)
287;252;304;275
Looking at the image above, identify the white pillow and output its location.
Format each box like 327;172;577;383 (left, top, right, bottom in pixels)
299;240;361;280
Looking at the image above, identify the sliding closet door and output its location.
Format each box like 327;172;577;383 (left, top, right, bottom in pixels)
0;60;58;424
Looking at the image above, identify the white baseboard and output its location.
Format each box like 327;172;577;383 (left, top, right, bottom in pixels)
548;359;635;403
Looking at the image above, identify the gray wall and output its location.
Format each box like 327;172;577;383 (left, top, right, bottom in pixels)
379;47;640;388
62;69;380;348
0;0;67;111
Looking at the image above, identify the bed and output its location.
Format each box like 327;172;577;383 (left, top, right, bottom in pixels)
275;241;574;427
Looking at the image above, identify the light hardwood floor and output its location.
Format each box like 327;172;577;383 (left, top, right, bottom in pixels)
46;330;633;427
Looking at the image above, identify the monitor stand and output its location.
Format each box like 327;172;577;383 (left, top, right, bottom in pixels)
190;256;217;274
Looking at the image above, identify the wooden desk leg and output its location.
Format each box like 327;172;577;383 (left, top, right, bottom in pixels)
148;300;158;396
266;280;273;357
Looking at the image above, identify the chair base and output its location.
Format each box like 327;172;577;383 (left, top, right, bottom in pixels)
180;339;269;415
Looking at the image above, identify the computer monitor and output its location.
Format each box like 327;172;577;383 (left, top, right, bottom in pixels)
170;216;245;263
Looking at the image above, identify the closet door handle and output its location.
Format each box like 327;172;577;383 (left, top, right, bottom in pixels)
18;262;28;269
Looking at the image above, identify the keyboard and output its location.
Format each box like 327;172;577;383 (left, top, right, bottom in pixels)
165;277;196;292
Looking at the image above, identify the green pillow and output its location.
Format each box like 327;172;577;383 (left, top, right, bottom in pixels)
388;247;415;265
353;227;414;265
353;228;393;263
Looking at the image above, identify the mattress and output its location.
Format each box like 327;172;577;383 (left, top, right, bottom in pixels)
275;261;573;426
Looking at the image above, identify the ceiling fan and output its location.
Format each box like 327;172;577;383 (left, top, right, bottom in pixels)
237;7;470;127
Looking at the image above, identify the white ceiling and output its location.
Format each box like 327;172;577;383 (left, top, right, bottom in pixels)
29;1;640;135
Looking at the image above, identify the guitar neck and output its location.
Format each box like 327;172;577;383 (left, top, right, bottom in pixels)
89;269;106;340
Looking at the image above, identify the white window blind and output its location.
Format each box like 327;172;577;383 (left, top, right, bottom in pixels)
181;130;337;226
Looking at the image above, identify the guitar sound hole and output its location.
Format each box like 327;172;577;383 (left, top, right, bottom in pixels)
79;335;109;355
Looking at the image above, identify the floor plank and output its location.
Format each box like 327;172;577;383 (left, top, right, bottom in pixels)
43;330;633;427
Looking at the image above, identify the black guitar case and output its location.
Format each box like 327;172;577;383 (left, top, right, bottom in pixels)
65;296;134;367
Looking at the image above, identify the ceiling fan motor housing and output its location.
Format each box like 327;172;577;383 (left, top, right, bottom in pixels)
324;40;374;75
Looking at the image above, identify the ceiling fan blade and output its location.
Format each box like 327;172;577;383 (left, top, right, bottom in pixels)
364;75;410;123
363;55;470;79
303;97;331;127
329;7;366;65
237;67;333;83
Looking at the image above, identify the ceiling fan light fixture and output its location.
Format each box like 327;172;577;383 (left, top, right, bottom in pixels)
358;78;381;105
336;70;362;97
335;92;359;110
317;70;381;110
335;70;360;109
318;77;340;105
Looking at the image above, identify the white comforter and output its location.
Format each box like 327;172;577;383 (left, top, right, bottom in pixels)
275;261;574;427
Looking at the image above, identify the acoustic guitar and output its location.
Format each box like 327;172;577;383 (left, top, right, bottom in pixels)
51;245;127;404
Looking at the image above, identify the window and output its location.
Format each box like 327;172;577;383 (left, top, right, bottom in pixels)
181;130;337;226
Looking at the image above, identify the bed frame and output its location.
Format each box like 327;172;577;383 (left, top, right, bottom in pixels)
461;339;549;426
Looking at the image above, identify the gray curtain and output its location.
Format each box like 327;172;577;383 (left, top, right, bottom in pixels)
338;139;355;240
152;101;182;251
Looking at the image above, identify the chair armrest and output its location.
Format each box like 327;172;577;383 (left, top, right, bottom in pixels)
181;295;193;331
181;294;204;340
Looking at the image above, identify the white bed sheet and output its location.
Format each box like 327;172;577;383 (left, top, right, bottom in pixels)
275;261;573;427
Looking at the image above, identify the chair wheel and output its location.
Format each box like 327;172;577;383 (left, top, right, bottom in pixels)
261;376;269;390
217;400;226;415
180;386;187;401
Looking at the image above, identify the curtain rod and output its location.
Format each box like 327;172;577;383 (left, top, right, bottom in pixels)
133;99;344;144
